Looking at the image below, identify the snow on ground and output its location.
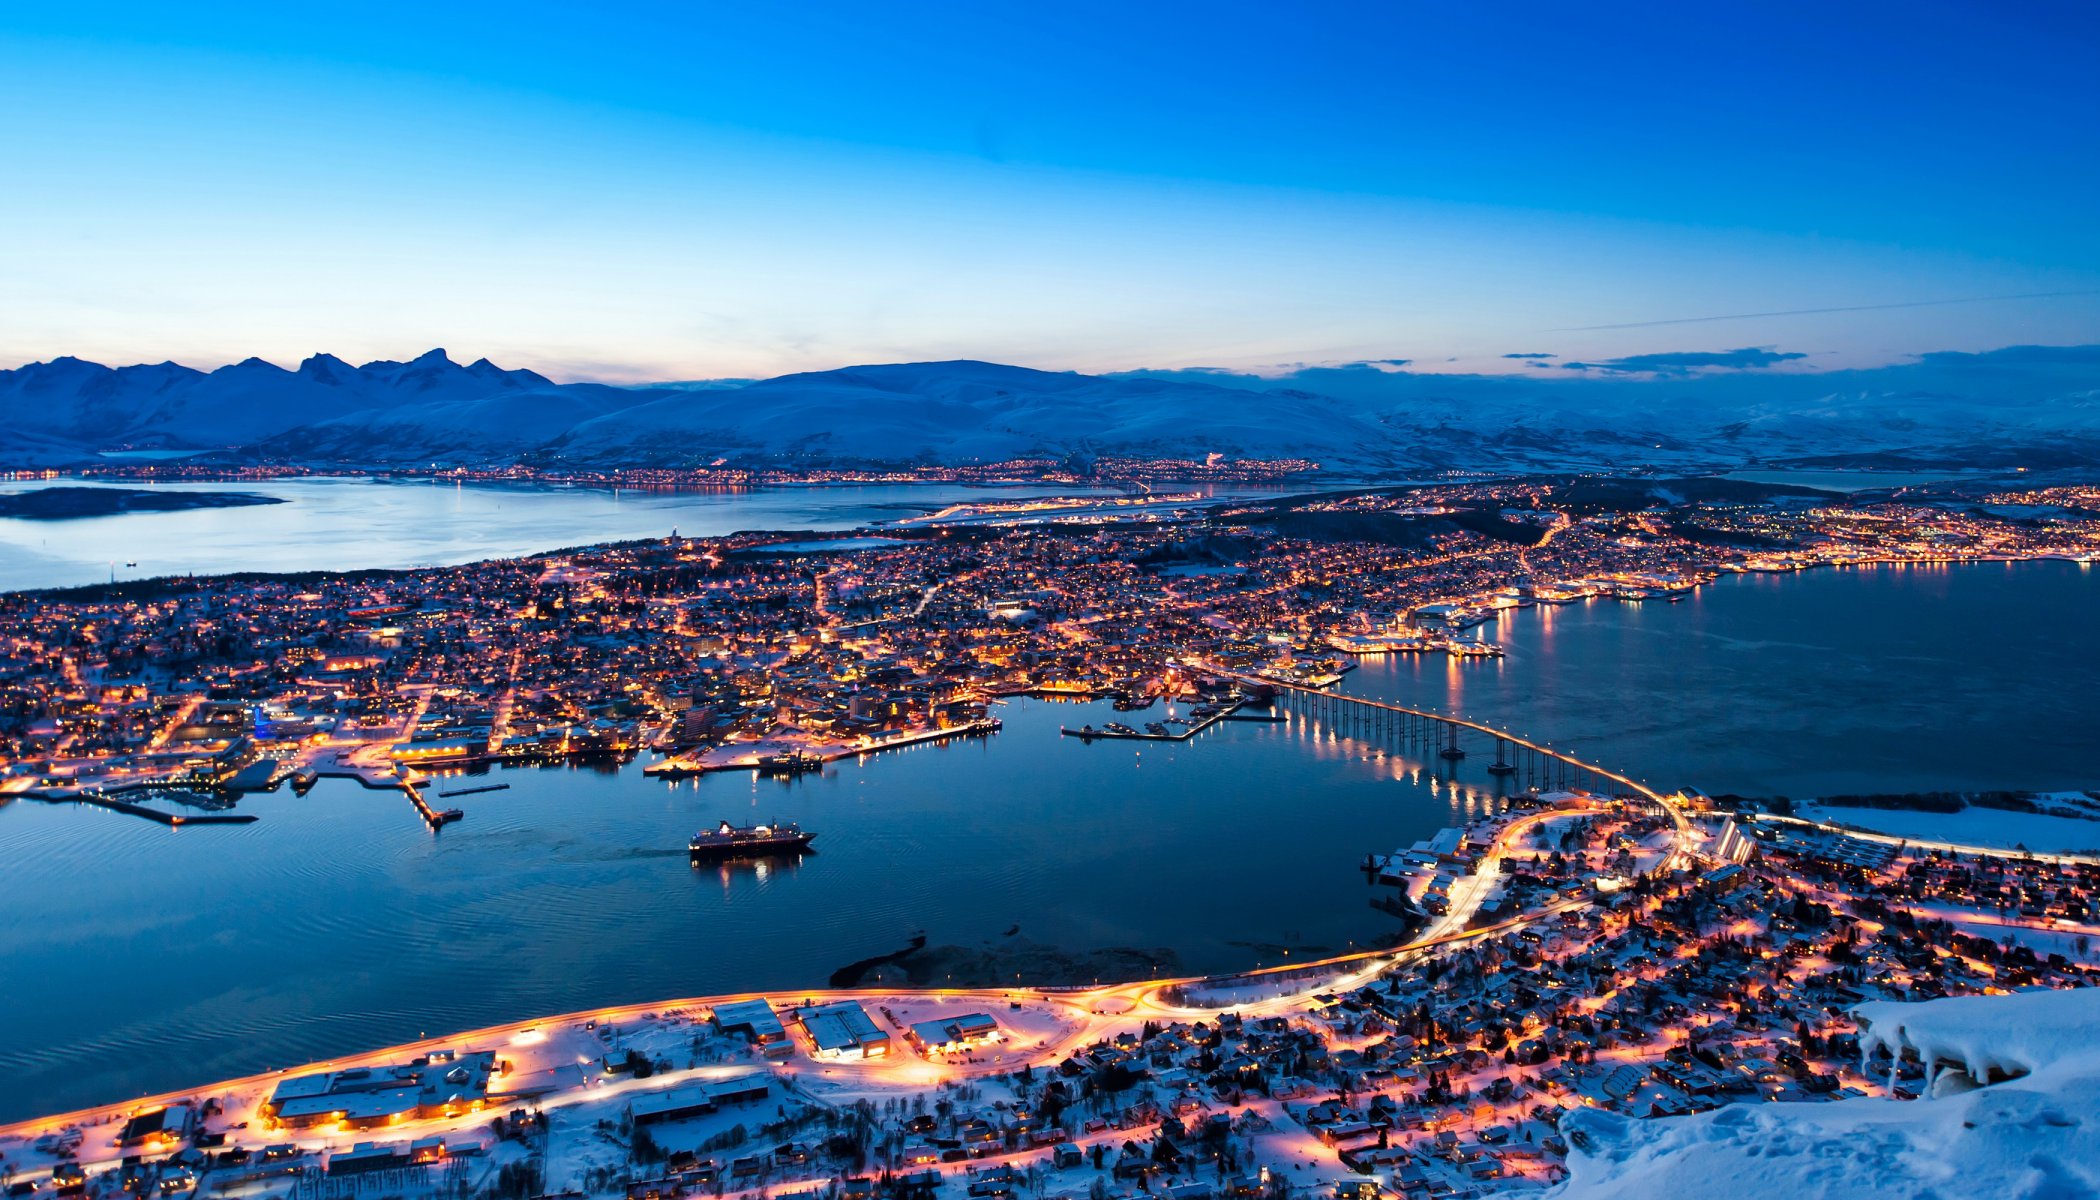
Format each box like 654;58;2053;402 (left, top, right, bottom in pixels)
1903;901;2100;962
1550;988;2100;1199
1855;987;2100;1087
1798;800;2100;855
1945;921;2100;963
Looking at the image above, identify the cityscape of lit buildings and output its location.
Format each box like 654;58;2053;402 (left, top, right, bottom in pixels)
1;472;2097;1200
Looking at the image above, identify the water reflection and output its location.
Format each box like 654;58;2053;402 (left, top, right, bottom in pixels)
0;693;1480;1119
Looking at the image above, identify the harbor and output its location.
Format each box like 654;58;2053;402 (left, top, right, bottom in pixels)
1059;697;1250;742
643;717;1005;779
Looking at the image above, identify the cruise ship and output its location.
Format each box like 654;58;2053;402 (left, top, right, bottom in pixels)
688;820;816;858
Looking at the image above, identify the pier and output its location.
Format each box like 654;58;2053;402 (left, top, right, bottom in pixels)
23;791;258;827
647;717;1005;778
1060;700;1245;742
399;782;463;829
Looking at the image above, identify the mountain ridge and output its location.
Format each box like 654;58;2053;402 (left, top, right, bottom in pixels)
4;347;2098;473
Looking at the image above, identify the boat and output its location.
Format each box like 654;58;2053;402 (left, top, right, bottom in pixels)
688;819;815;858
756;751;824;776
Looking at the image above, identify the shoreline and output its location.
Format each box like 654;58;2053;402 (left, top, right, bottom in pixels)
0;797;1614;1136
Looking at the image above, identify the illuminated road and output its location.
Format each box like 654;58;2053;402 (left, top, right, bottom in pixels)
0;789;1644;1151
1752;812;2100;866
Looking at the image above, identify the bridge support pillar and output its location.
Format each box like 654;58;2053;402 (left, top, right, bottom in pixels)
1438;720;1466;760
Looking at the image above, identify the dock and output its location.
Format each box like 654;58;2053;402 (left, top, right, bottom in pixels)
400;782;465;829
1062;700;1246;742
648;717;1004;778
437;783;511;798
23;791;258;827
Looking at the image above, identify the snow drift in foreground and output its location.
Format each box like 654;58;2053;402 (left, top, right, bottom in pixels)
1552;988;2100;1199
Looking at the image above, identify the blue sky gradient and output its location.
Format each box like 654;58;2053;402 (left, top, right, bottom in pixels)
2;1;2096;380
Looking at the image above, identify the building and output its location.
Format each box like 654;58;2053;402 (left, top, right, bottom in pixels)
789;1001;891;1060
629;1074;771;1127
712;999;791;1055
907;1012;1001;1055
118;1105;195;1148
262;1051;497;1130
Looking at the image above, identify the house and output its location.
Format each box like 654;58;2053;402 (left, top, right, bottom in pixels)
118;1105;194;1149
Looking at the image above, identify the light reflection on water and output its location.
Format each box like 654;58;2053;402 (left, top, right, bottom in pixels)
1342;560;2100;799
0;693;1485;1119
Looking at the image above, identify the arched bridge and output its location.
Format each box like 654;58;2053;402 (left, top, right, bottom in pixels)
1234;674;1671;806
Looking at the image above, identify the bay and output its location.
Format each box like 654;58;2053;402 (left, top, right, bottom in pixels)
0;478;1270;592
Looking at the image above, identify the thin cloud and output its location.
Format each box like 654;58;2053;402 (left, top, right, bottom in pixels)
1551;289;2100;332
1560;347;1806;375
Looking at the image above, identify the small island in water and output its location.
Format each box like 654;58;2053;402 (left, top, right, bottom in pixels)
0;486;286;520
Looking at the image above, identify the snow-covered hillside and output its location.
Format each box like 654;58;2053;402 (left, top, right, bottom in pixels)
549;360;1408;468
5;346;2099;472
0;349;583;453
1550;988;2100;1199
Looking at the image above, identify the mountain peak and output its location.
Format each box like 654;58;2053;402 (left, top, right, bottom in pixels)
221;356;289;374
297;353;356;385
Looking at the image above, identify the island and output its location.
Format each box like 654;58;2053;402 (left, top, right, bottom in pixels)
0;486;286;520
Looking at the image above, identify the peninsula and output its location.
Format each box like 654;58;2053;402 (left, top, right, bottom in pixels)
0;486;285;521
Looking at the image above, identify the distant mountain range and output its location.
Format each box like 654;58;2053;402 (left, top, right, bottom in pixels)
4;346;2098;474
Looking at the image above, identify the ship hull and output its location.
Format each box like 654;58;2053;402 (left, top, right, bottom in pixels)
687;833;816;859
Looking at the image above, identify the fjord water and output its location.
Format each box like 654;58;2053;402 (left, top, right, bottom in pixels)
2;476;2096;1120
0;697;1483;1119
1343;560;2100;799
0;477;1171;592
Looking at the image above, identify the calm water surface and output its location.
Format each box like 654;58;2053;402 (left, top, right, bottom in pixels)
1342;561;2100;798
0;697;1483;1119
2;496;2095;1119
0;478;1278;592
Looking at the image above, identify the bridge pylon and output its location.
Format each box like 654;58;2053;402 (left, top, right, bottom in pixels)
1487;735;1516;776
1438;720;1466;760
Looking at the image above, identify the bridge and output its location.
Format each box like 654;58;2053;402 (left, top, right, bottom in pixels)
1242;675;1671;806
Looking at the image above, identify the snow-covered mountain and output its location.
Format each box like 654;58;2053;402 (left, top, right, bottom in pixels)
548;360;1408;468
4;346;2098;472
0;349;590;453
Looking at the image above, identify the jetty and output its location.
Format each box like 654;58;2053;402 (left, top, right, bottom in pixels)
1062;700;1245;742
24;791;257;827
437;783;511;798
648;717;1004;778
399;782;464;829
